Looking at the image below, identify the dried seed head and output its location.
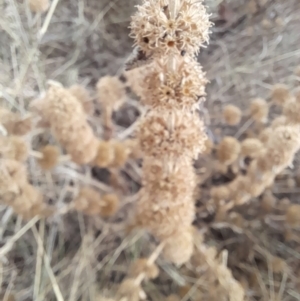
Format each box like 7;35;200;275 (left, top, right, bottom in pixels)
138;110;206;159
163;227;194;265
129;258;159;280
68;85;93;114
37;145;60;170
96;76;126;111
0;136;28;162
141;57;207;110
135;185;195;245
223;104;242;126
285;204;300;227
28;0;49;13
270;256;287;274
94;141;114;168
283;97;300;124
111;141;130;168
259;127;272;144
271;115;287;129
0;159;45;219
74;187;101;215
271;84;291;106
142;158;196;206
241;138;263;158
116;279;141;301
43;85;98;164
249;98;268;123
130;0;211;56
0;107;32;136
74;188;119;217
100;194;119;217
267;126;300;167
217;136;241;165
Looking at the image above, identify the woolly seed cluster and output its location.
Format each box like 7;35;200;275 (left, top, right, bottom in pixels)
0;159;49;219
131;0;211;265
36;85;99;164
131;0;211;57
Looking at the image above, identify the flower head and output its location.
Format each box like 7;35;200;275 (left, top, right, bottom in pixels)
130;0;211;56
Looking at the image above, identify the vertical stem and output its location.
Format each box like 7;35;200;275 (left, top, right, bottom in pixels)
169;0;180;19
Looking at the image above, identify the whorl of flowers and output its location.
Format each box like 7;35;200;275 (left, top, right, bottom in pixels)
37;84;99;165
212;125;300;207
131;0;210;265
140;57;207;110
0;159;48;219
130;0;211;56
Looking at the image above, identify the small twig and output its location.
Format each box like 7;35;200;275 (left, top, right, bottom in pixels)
38;0;61;39
0;216;40;257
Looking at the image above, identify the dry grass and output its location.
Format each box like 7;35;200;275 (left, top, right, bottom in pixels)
1;0;300;300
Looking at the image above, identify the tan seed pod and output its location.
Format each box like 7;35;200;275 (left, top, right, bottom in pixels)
271;84;291;106
223;104;242;126
217;136;241;165
129;258;159;280
0;107;32;136
270;256;287;274
111;141;130;168
28;0;49;13
37;145;60;170
116;279;141;301
271;115;287;129
94;141;114;168
100;194;119;217
249;98;268;123
68;85;93;114
285;204;300;227
283;98;300;124
241;138;263;158
96;76;126;111
163;227;194;265
74;187;102;215
0;136;28;162
259;127;272;144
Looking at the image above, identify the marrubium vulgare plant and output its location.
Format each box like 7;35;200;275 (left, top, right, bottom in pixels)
130;0;211;265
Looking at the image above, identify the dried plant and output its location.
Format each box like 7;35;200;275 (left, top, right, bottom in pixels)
130;0;211;265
